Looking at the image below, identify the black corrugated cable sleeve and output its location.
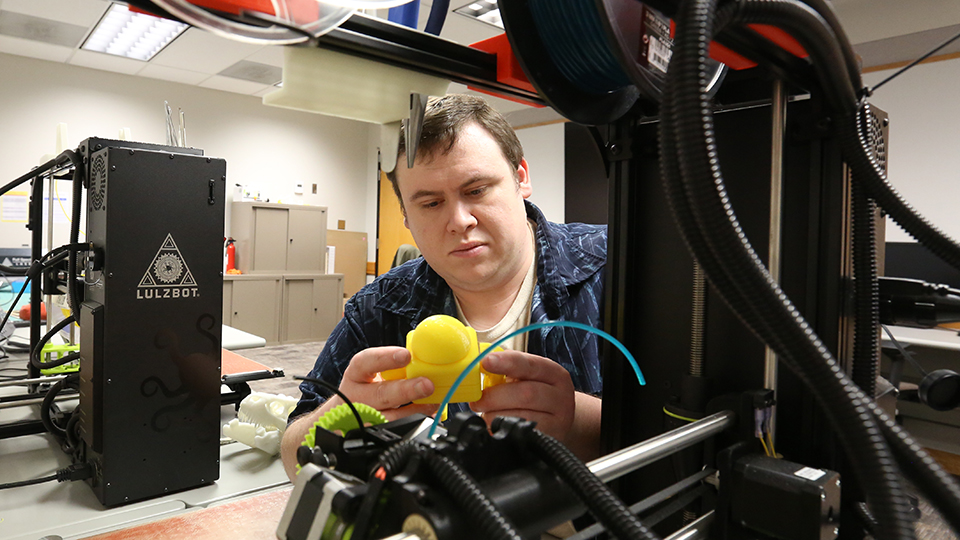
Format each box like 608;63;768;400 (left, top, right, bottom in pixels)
67;149;84;320
714;0;857;111
840;103;960;272
377;438;420;477
665;2;916;539
788;0;862;91
39;373;79;444
525;429;660;540
422;450;524;540
31;315;77;369
662;0;960;534
871;403;960;532
851;181;879;397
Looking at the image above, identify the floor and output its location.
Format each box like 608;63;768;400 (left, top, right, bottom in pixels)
237;341;957;540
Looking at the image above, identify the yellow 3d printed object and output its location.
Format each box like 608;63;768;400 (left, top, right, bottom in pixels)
381;315;506;404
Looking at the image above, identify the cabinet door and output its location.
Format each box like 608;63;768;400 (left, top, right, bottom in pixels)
287;209;325;271
222;281;233;326
231;279;280;344
283;278;317;343
253;207;288;272
314;276;343;339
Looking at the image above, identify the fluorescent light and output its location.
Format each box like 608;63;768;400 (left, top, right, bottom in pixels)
454;0;503;29
82;3;188;61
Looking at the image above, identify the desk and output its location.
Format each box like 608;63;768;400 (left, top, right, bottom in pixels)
0;411;290;540
222;325;267;351
882;326;960;473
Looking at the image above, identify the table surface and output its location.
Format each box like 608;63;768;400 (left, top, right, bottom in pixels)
883;325;960;353
0;362;290;540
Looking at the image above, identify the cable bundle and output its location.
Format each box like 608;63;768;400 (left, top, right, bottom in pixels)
652;0;960;537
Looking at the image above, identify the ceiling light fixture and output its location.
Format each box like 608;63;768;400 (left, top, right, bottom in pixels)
453;0;502;29
81;3;188;61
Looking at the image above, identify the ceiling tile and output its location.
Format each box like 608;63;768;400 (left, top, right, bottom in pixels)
0;10;89;48
138;63;211;85
219;59;282;85
0;0;107;28
199;74;269;95
0;34;74;62
150;27;263;74
68;48;146;75
244;44;284;67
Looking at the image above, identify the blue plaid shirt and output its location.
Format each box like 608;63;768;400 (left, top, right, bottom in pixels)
291;201;607;420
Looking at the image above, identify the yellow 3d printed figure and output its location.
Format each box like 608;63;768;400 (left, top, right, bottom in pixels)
380;314;506;404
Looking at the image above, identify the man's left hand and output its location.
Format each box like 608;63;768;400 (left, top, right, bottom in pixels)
470;350;576;442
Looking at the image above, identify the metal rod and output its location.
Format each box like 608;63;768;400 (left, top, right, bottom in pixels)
763;78;787;444
0;375;68;388
587;411;734;483
0;394;75;410
663;510;714;540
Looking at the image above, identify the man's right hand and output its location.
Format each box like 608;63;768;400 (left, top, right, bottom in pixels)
319;346;438;420
280;346;437;480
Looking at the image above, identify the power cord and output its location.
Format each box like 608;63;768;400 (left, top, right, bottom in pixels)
0;462;91;490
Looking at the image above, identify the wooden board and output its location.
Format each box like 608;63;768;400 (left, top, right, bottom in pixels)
327;229;368;299
926;447;960;476
81;488;292;540
377;171;417;276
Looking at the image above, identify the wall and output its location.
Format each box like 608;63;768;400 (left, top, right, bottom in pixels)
862;58;960;242
0;52;374;250
516;122;565;223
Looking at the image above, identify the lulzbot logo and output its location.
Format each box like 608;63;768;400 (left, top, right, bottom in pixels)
137;234;200;300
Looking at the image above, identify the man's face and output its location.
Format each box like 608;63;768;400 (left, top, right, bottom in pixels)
395;122;533;294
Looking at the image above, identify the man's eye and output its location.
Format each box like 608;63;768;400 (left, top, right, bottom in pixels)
422;201;440;209
468;187;486;196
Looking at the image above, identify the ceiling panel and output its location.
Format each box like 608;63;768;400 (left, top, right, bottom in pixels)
0;34;74;62
138;63;210;85
150;27;262;74
68;48;146;75
244;44;284;67
199;74;269;95
0;0;107;28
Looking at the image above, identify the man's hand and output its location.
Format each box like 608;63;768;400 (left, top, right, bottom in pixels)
280;346;437;480
470;351;576;439
470;351;602;461
320;346;439;421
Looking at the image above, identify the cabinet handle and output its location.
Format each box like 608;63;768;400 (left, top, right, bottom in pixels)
234;312;238;316
289;238;293;243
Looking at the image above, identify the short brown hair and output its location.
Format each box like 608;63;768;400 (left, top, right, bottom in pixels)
384;94;523;210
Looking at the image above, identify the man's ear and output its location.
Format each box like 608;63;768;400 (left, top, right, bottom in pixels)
403;213;409;229
517;158;532;199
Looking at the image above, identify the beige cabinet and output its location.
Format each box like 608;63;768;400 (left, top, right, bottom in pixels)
224;273;343;345
231;202;327;273
223;275;283;345
282;274;344;344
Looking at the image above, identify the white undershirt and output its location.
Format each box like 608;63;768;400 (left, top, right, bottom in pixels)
456;219;538;352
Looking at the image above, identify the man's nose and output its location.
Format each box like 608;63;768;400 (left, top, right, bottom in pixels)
448;201;478;233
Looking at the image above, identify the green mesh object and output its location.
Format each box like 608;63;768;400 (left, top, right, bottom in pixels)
302;403;386;449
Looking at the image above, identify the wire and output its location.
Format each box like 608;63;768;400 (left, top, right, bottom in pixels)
0;463;91;490
0;474;57;489
53;178;84;237
881;324;928;376
294;375;368;439
758;435;771;457
428;320;645;438
869;28;960;95
662;407;698;423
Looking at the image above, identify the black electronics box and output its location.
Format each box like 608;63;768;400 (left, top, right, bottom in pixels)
77;138;226;506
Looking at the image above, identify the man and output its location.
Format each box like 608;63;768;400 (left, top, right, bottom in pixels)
280;95;606;479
